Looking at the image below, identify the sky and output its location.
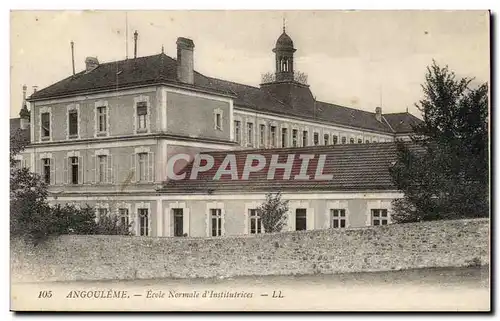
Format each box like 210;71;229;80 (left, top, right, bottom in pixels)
10;10;490;118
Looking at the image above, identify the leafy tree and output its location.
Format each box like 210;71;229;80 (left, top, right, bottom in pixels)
10;133;131;244
256;192;289;233
390;61;488;223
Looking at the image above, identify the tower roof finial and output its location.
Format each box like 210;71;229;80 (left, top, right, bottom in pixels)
283;16;286;33
161;45;164;54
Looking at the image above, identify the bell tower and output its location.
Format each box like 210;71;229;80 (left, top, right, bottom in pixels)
273;20;296;82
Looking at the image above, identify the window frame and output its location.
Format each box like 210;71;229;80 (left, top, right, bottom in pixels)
210;208;223;237
133;96;151;134
42;158;51;185
214;108;223;131
246;122;254;147
39;107;52;141
94;100;110;137
248;209;263;234
371;209;389;226
330;209;347;228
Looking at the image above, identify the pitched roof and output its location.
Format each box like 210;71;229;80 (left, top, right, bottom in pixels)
28;53;416;134
160;142;404;194
384;112;423;134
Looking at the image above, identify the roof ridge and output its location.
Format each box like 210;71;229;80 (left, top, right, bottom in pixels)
316;100;376;115
205;76;261;90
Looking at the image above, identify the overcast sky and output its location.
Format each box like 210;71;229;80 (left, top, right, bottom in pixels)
10;10;489;118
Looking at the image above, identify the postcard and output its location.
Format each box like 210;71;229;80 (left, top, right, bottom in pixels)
9;10;490;312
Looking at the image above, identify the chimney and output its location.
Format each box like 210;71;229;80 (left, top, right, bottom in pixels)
71;41;75;75
19;85;30;130
133;30;138;59
85;57;99;73
375;106;382;122
176;37;195;84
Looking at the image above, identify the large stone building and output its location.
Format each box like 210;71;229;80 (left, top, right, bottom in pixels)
11;27;421;237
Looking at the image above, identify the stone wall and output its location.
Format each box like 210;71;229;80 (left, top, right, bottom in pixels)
11;218;489;283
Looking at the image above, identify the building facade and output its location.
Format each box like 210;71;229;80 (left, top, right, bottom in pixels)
12;28;420;237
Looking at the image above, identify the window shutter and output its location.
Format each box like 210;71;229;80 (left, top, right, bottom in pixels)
50;158;55;185
37;159;42;176
148;152;154;182
205;211;210;237
107;154;113;183
78;156;84;184
63;157;68;185
221;209;225;236
307;208;315;230
183;208;190;237
130;154;136;183
90;155;96;184
243;209;249;235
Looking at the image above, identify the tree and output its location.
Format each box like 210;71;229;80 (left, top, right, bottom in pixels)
256;192;289;233
10;134;131;244
389;61;489;223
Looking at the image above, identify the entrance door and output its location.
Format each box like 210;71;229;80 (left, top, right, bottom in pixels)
173;208;184;236
295;208;307;231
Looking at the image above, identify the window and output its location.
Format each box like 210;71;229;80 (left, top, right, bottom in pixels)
365;139;370;143
249;209;262;234
330;209;346;228
341;136;347;144
136;102;147;132
97;155;107;183
270;126;277;147
41;112;50;139
324;134;329;145
213;109;224;131
211;209;222;237
173;208;184;237
333;135;338;145
292;129;298;147
295;208;307;231
281;128;288;148
314;132;319;146
259;124;266;147
138;152;148;182
68;110;78;138
247;123;254;147
371;209;389;226
119;208;129;227
70;156;79;184
132;150;154;183
97;106;107;134
302;131;308;147
350;138;355;144
234;121;241;144
357;138;362;144
139;208;149;236
42;158;51;184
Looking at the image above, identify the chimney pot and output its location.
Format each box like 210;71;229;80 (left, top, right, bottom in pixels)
375;106;382;122
133;30;138;59
85;57;99;72
176;37;195;84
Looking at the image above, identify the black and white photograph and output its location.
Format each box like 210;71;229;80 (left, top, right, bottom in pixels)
8;9;490;311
